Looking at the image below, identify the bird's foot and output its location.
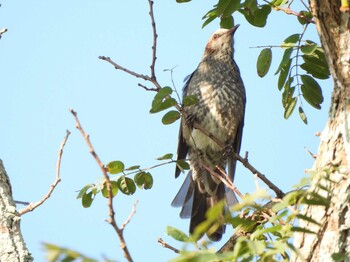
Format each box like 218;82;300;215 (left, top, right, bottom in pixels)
223;144;233;158
185;113;195;129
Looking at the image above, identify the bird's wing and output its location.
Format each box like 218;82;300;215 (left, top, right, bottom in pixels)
226;118;244;206
174;71;196;178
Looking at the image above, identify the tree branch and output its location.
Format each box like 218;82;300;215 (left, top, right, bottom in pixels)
157;238;180;254
99;0;162;92
193;123;285;199
70;109;133;262
19;130;71;216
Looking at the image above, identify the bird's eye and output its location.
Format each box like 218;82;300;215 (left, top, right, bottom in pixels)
213;34;219;40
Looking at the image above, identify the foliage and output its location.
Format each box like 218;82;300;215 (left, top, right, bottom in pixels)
178;0;330;123
166;168;334;261
43;243;115;262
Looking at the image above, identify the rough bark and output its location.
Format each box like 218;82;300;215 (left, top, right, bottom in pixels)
0;160;33;262
292;1;350;261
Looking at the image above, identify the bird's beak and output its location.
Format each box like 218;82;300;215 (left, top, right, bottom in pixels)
227;24;240;35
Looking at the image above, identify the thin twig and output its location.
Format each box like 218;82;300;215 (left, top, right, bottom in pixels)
148;0;158;81
0;28;8;38
193;123;285;199
19;130;71;215
263;0;315;24
157;238;180;254
99;1;162;92
70;109;133;262
121;200;138;231
138;83;158;92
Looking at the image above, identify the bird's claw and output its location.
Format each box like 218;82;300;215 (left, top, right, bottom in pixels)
223;144;233;158
185;113;195;129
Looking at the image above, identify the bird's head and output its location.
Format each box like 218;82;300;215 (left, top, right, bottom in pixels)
204;25;239;58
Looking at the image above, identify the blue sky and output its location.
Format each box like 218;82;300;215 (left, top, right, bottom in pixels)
0;1;332;261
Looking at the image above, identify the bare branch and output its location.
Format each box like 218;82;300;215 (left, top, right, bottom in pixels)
138;83;158;92
157;238;180;254
99;0;162;92
121;200;138;231
19;130;71;215
0;28;8;38
148;0;158;81
70;109;133;262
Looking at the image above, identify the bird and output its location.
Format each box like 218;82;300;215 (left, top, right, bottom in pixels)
171;25;246;241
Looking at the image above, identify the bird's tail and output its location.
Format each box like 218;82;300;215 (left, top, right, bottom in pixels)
172;171;237;241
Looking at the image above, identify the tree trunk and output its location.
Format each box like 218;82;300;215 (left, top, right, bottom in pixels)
292;1;350;261
0;160;33;262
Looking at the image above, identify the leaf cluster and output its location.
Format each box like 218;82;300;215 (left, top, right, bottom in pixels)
166;169;335;261
76;160;153;208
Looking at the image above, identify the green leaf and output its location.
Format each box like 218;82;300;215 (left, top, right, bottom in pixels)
277;59;292;90
77;184;93;199
176;159;190;171
298;106;308;124
134;172;153;190
296;214;321;226
150;97;177;114
297;10;313;25
220;15;234;29
117;176;136;195
275;48;293;74
301;53;330;79
218;0;241;16
162;110;181;125
202;8;217;28
124;165;140;171
101;181;118;198
155;86;173;100
176;0;191;2
183;95;199;107
301;40;318;55
300;75;323;109
150;87;176;114
157;153;173;160
82;191;94;208
284;97;297;119
239;3;271;27
107;160;125;174
257;48;272;77
282;33;300;48
291;226;316;234
166;226;190;242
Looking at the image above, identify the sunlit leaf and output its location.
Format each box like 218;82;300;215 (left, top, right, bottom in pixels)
176;159;190;171
300;75;323;109
117;176;136;195
76;184;93;199
134;172;153;190
257;48;272;77
107;160;125;174
162;110;181;125
220;15;234;29
125;165;140;171
282;33;300;48
277;59;292;90
101;181;118;198
284;97;297;119
166;226;190;242
157;153;173;160
301;40;318;54
298;106;308;124
150;97;177;114
82;191;94;208
275;48;293;74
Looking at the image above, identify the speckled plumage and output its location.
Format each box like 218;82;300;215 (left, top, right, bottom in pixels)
172;26;246;241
